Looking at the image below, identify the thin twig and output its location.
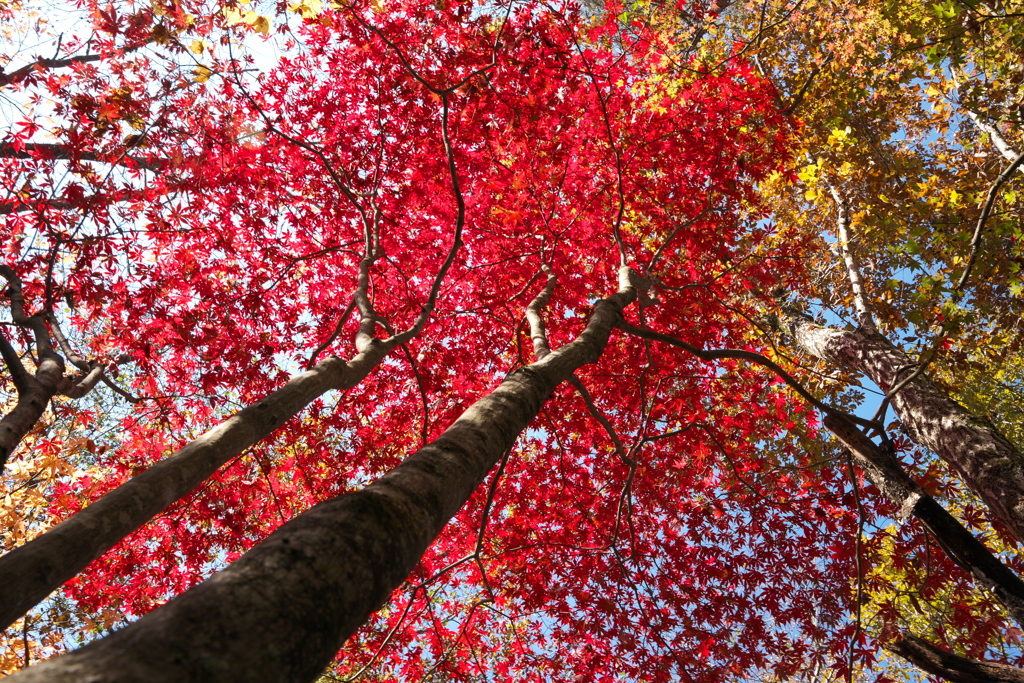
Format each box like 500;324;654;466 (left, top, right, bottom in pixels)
616;318;880;430
306;299;356;369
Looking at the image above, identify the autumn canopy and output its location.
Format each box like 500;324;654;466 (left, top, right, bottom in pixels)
1;0;1023;681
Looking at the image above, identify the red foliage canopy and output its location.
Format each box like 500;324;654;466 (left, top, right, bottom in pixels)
0;0;931;680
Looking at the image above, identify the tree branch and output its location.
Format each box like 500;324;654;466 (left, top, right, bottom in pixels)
0;142;161;172
307;299;357;370
953;148;1024;295
825;181;874;328
886;634;1024;683
524;264;557;360
870;147;1024;425
0;40;153;88
825;412;1024;629
952;71;1024;168
0;328;30;391
389;94;466;346
616;317;880;430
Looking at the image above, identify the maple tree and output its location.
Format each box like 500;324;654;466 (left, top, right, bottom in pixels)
0;0;851;680
3;0;1024;681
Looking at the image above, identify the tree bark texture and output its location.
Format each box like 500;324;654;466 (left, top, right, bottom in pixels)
825;413;1024;628
782;311;1024;544
886;634;1024;683
8;276;637;683
0;345;389;632
0;362;58;472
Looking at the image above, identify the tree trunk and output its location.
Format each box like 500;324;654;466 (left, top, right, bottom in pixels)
780;311;1024;544
0;344;389;632
7;273;637;683
0;370;56;472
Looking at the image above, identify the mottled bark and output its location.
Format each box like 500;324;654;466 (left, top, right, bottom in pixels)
781;312;1024;544
886;634;1024;683
8;273;637;683
0;345;389;632
825;413;1024;628
825;183;873;325
961;104;1022;168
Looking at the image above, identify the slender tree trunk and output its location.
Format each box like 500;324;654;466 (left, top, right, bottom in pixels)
779;311;1024;544
0;345;389;632
8;272;637;683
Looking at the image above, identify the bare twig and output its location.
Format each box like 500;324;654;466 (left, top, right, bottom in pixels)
388;94;466;346
307;299;357;369
569;374;632;466
647;205;713;273
0;142;161;172
0;40;152;88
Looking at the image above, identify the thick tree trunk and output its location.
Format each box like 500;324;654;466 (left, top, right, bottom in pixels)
8;274;637;683
886;634;1024;683
780;311;1024;544
0;345;389;632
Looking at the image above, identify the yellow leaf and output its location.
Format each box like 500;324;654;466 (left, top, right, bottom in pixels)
193;66;213;83
150;23;174;44
797;164;818;182
251;14;270;33
288;0;322;17
827;126;853;147
189;39;205;55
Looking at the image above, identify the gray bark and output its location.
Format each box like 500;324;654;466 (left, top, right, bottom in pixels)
0;344;389;632
7;273;637;683
780;312;1024;545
